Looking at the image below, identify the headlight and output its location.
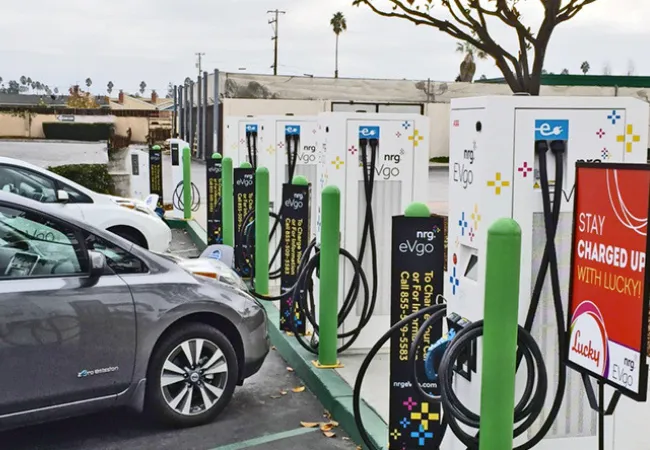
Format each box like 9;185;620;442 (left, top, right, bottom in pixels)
215;268;248;291
178;257;248;291
118;203;158;217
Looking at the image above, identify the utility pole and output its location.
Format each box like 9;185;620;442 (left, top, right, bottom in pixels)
195;52;205;78
267;9;286;76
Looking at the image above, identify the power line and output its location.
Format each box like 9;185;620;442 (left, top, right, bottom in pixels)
195;52;205;78
267;9;286;76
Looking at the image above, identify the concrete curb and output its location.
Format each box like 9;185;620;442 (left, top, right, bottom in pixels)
166;217;388;449
261;301;388;450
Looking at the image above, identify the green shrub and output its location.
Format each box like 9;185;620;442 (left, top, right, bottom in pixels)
48;164;115;195
42;122;114;142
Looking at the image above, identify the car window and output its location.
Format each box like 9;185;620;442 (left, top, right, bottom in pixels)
0;165;57;203
0;205;88;279
85;233;148;275
59;182;93;204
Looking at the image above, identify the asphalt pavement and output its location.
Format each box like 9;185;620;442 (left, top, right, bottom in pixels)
1;348;358;450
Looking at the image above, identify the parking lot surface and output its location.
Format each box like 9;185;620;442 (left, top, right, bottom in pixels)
2;349;357;450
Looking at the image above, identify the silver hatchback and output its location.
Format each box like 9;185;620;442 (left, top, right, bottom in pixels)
0;191;270;431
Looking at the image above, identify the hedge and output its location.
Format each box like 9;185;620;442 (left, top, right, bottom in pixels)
48;164;115;195
42;122;114;142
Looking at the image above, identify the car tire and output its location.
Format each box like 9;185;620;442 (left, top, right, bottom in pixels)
145;323;239;428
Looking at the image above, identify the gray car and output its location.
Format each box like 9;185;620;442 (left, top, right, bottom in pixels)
0;191;270;431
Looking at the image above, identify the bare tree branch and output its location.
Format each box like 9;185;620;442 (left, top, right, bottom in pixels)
354;0;599;95
557;0;598;22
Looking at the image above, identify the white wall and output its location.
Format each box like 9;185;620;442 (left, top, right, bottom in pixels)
211;74;650;159
222;98;328;116
426;103;450;158
0;140;109;168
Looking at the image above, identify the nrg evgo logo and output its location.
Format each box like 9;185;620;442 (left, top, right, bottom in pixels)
534;119;569;141
359;126;380;139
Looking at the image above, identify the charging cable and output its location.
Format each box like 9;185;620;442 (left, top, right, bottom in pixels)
172;181;201;213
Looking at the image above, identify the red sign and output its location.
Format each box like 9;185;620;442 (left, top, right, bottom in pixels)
567;163;650;401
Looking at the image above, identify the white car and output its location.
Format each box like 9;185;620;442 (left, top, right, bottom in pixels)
0;157;172;252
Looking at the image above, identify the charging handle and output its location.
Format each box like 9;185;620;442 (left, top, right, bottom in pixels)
447;312;477;381
424;328;457;382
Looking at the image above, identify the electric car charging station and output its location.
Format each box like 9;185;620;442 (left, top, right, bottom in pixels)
166;137;193;219
267;115;320;222
214;96;650;450
223;117;271;173
443;96;649;450
315;112;430;349
125;145;151;201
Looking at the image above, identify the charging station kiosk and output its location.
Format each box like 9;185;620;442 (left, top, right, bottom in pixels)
265;115;320;228
224;115;320;212
316;112;430;349
444;96;649;450
126;145;150;201
223;116;270;172
167;137;190;219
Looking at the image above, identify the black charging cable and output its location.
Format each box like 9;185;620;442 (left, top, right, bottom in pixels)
246;129;258;170
172;181;201;212
231;131;380;355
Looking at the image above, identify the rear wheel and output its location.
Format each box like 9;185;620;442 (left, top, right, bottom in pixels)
145;323;239;428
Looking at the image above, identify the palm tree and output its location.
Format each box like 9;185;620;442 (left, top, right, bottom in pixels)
456;42;487;82
330;12;347;79
580;61;590;75
139;81;147;95
107;81;114;95
85;78;92;89
20;76;27;86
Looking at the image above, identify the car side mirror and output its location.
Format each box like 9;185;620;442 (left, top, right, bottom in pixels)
57;190;69;203
89;250;107;278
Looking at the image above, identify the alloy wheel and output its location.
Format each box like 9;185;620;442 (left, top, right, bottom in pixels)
160;338;229;416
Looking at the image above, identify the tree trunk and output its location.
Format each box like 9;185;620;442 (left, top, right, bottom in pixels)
334;34;339;79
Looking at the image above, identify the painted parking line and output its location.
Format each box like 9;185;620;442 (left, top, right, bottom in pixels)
209;427;319;450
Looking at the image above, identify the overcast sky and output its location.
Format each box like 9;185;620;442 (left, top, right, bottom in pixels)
1;0;648;97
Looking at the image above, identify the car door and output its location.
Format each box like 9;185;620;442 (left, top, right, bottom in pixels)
0;202;136;415
0;164;86;221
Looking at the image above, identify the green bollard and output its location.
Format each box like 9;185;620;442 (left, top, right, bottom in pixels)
404;201;431;217
292;175;308;186
222;157;234;247
316;185;341;368
479;218;522;450
254;167;270;295
182;146;192;220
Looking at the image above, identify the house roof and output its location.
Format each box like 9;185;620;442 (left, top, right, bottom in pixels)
109;93;173;110
0;93;110;107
